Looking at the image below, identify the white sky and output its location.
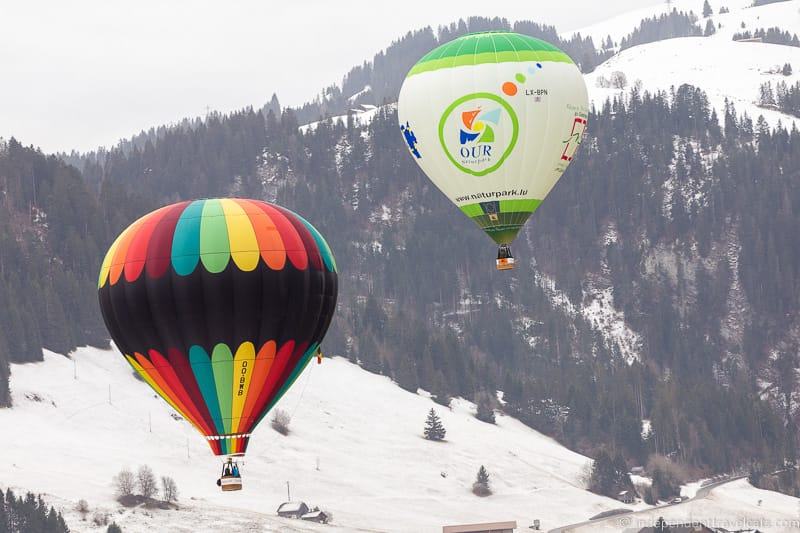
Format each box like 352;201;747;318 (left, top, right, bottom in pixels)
0;0;656;153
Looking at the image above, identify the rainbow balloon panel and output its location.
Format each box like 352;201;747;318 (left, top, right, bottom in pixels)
98;198;336;288
98;199;338;456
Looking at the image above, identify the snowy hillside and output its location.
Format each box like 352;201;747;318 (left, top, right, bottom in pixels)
583;0;800;129
0;347;624;533
566;0;754;44
299;104;392;134
3;348;794;532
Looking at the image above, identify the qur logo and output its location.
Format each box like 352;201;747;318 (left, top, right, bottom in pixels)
439;93;518;176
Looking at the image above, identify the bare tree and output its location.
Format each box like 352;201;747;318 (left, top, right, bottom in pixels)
113;469;136;498
271;409;291;435
92;511;109;526
611;71;628;90
161;476;179;503
75;499;89;520
137;465;158;499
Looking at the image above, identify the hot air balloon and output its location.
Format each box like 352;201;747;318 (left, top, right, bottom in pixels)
398;31;589;270
97;198;337;490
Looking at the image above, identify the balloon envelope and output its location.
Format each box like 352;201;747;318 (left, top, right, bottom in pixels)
98;198;337;456
398;31;589;245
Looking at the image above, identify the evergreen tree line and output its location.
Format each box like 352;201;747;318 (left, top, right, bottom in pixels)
0;139;111;406
619;9;702;50
758;80;800;117
522;86;800;471
732;27;800;46
0;488;69;533
293;16;611;124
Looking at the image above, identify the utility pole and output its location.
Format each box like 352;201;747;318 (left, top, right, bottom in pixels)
149;412;152;433
286;481;291;501
108;384;112;405
73;358;77;380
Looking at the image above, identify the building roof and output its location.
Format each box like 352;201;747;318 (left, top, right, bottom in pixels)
443;521;517;533
277;501;307;513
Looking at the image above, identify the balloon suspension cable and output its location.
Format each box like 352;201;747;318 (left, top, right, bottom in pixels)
289;359;315;421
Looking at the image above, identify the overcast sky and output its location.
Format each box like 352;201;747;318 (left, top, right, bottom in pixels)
1;0;656;153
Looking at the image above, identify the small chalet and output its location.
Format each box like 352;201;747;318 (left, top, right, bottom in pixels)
443;521;517;533
276;501;309;519
617;490;636;504
301;509;330;524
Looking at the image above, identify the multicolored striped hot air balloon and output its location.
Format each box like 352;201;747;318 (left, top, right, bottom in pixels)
97;198;337;458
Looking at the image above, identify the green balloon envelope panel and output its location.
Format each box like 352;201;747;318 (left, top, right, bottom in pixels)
398;31;589;268
97;198;337;456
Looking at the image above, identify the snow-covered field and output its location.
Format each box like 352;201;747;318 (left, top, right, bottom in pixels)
2;348;794;532
0;347;622;532
584;0;800;130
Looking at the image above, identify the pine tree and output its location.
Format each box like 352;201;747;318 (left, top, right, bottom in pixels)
472;465;492;496
423;408;446;441
759;82;776;107
589;450;616;495
107;522;123;533
702;0;713;17
704;19;716;36
475;397;496;424
0;493;7;533
783;63;793;76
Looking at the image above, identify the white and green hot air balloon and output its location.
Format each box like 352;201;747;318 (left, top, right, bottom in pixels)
398;31;589;270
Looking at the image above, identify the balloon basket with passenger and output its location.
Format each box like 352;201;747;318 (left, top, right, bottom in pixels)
217;457;243;491
496;244;515;271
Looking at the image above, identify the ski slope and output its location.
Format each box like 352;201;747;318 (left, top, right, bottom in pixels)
581;0;800;130
0;346;623;533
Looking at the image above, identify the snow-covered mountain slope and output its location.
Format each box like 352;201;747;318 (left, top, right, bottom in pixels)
1;347;624;532
584;0;800;129
565;0;754;44
299;103;392;133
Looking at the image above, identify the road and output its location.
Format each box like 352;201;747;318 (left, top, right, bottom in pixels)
547;475;747;533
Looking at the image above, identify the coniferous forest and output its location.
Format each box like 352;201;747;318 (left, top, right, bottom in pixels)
1;16;800;479
0;489;69;533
